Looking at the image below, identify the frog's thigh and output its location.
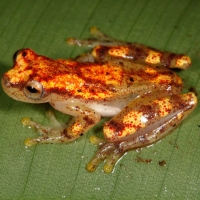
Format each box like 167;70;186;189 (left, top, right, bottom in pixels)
103;92;197;146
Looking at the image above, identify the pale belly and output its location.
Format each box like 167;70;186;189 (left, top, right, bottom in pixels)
50;94;138;117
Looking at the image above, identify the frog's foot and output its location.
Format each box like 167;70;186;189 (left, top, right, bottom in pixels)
86;136;125;173
21;110;74;147
67;26;124;48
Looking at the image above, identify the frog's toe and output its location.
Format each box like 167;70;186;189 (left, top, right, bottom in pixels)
86;158;115;173
87;140;124;173
21;117;37;129
86;159;100;172
89;135;105;145
24;138;38;147
86;149;123;173
21;110;65;135
103;152;123;173
21;116;51;136
103;163;114;173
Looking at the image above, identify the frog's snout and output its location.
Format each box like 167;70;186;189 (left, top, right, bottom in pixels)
1;73;22;99
2;72;26;91
1;71;49;103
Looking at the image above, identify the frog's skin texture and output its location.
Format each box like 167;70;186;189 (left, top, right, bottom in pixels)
2;27;197;173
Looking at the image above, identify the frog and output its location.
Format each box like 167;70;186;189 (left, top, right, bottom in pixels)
1;27;197;173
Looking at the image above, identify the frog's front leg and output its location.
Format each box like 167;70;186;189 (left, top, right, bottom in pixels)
22;101;101;147
87;93;197;173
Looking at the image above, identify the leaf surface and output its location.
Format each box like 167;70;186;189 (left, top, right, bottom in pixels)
0;0;200;199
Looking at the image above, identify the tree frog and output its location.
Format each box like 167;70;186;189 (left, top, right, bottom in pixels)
1;27;197;173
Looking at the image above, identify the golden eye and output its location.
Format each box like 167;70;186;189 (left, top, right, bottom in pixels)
24;80;43;100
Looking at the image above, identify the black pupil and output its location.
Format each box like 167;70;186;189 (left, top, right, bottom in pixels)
22;51;27;57
27;86;38;93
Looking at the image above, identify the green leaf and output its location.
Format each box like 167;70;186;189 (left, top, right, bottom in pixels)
0;0;200;199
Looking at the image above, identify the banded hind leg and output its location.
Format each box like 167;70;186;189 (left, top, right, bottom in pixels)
67;27;191;69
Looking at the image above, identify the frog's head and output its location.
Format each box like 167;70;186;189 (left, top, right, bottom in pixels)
1;49;65;103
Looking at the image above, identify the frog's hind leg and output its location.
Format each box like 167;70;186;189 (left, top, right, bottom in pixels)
67;27;191;69
87;138;124;173
87;92;197;173
67;26;125;48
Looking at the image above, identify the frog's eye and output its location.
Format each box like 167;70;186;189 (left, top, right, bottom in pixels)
24;80;43;100
13;49;24;62
13;49;29;62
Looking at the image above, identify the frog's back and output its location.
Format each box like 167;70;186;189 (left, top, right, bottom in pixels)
58;60;182;101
